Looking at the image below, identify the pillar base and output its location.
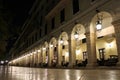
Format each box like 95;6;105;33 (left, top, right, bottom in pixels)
86;63;98;68
116;61;120;67
68;64;73;68
56;64;61;68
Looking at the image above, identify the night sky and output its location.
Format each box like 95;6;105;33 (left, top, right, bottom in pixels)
0;0;35;59
4;0;35;26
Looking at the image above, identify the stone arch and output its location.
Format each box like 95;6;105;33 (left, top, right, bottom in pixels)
49;37;58;66
71;24;85;40
90;11;117;64
50;37;57;47
71;24;87;67
90;11;113;33
58;32;69;66
42;41;49;64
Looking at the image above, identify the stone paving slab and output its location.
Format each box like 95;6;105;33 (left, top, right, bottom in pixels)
0;66;120;80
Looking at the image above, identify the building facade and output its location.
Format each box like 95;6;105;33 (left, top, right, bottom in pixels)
9;0;120;68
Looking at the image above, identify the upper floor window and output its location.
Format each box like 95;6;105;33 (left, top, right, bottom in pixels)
72;0;79;14
51;17;55;29
60;8;65;23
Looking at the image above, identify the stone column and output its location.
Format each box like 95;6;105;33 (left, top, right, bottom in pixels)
86;32;97;67
36;52;38;67
25;56;28;66
34;52;37;67
68;36;76;68
30;54;34;67
33;53;35;67
58;43;62;67
48;47;51;67
37;51;40;67
112;19;120;66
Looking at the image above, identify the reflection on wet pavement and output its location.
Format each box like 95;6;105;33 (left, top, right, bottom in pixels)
0;66;120;80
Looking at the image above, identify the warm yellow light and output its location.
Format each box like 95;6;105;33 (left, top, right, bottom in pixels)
50;44;53;47
60;38;63;44
38;50;41;52
43;47;46;50
30;52;33;56
65;52;69;57
34;51;37;54
74;32;79;39
96;19;102;31
60;40;63;44
76;50;80;55
107;42;113;48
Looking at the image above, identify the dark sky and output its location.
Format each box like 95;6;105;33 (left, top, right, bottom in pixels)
4;0;35;26
0;0;35;59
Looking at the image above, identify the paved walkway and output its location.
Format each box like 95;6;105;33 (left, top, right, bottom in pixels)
0;66;120;80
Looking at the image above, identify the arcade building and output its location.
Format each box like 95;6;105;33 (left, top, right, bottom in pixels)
9;0;120;68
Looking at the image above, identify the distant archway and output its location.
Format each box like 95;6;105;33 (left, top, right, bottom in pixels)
58;32;69;66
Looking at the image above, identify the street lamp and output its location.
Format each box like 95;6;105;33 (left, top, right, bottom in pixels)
38;49;41;52
50;44;53;48
96;20;102;30
60;38;63;44
74;31;79;39
96;9;102;31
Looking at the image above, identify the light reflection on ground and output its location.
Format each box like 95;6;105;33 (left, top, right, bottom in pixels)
0;66;120;80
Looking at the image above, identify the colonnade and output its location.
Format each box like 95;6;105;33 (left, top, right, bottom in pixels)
9;11;120;68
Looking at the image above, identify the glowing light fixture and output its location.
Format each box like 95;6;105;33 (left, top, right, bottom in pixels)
50;44;53;47
65;52;69;57
38;50;41;52
96;9;102;31
74;31;79;39
5;60;8;63
0;61;4;64
60;38;63;44
34;51;37;54
43;47;46;50
76;50;80;55
30;52;33;56
96;20;102;30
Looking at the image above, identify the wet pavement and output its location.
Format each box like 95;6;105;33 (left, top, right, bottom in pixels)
0;66;120;80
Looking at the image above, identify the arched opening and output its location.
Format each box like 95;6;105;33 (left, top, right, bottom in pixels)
42;42;49;67
58;32;69;67
49;37;58;67
90;11;118;66
71;24;87;67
